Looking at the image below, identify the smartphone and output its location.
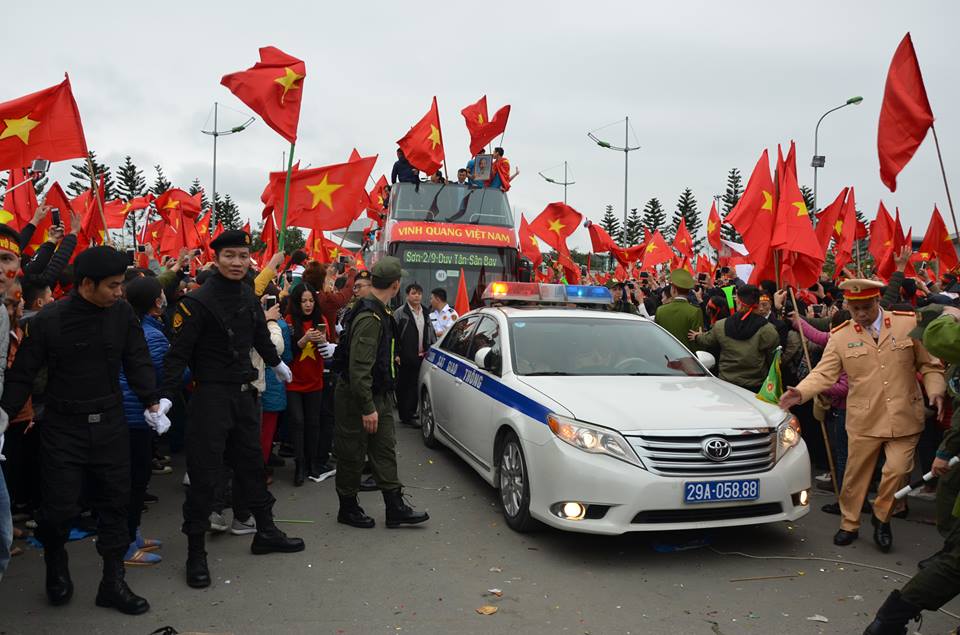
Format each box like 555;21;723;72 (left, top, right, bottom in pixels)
812;304;824;317
30;159;51;174
50;207;61;227
136;245;146;253
264;295;278;310
124;249;135;266
697;273;708;283
338;255;350;264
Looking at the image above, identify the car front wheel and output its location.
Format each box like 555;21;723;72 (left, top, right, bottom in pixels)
420;390;440;449
498;431;536;532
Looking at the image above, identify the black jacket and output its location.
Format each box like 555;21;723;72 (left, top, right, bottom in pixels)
391;158;418;184
395;303;436;363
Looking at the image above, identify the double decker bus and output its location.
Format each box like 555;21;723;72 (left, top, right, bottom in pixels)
371;182;519;304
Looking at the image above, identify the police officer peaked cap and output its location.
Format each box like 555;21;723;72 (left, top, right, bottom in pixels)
670;269;695;290
370;256;404;283
74;246;129;282
839;278;883;301
210;229;252;251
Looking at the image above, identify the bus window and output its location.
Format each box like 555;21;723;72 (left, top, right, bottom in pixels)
390;183;513;228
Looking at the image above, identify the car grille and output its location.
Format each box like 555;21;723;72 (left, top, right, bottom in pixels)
626;429;776;477
632;503;783;524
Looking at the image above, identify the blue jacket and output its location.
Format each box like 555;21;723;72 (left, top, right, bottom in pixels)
121;314;170;428
262;319;292;413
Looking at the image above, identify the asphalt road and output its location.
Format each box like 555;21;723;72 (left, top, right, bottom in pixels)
2;426;958;635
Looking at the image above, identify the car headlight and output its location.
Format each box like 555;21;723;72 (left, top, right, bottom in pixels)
777;415;801;461
547;413;644;468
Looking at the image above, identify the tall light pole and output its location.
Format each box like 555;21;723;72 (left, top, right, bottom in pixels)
588;117;640;230
201;102;254;222
538;161;575;204
811;96;863;213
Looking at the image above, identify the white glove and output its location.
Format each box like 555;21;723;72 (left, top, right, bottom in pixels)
157;397;173;416
272;361;293;383
143;409;160;430
319;342;337;360
335;323;344;335
154;413;171;435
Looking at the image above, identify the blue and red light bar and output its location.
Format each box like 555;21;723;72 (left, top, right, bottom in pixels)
482;282;612;305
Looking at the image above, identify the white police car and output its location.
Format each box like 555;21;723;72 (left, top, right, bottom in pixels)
418;282;811;534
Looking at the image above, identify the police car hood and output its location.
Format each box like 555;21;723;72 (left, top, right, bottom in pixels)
516;375;785;432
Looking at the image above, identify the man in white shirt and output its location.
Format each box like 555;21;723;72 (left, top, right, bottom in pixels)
429;288;459;338
395;284;437;427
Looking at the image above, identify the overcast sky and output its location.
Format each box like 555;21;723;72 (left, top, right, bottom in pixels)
8;1;959;251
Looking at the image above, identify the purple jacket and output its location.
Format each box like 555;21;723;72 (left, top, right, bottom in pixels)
798;319;847;409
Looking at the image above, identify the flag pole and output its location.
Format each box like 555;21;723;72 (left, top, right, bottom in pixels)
86;156;111;247
788;286;839;497
278;141;296;253
931;123;960;243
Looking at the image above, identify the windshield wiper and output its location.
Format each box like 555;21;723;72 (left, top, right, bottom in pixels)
524;371;576;376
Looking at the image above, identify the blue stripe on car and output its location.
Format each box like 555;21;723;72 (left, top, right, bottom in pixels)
426;348;552;425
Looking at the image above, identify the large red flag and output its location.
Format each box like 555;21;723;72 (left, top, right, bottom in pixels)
917;206;959;272
833;187;859;274
0;75;87;172
397;97;445;174
672;216;694;259
461;96;510;156
75;175;107;245
869;202;896;266
366;175;389;222
454;268;470;316
25;181;65;255
528;203;582;258
706;201;722;251
640;230;672;270
270;156;376;230
771;142;824;288
725;150;776;279
221;47;305;143
257;213;278;268
814;187;849;253
103;193;154;230
1;168;36;230
518;215;543;268
878;33;934;192
155;189;202;221
306;228;354;264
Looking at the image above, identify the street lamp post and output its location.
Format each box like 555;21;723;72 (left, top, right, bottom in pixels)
201;102;254;224
588;117;640;231
811;96;863;213
538;161;575;204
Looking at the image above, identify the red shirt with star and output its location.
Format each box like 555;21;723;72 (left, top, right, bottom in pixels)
286;317;326;393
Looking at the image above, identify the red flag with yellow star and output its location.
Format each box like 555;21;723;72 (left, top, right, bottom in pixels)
672;216;694;259
155;188;202;221
25;180;64;255
869;201;895;268
305;228;354;264
528;202;582;258
221;47;305;144
461;96;511;156
640;230;672;270
397;97;445;174
74;175;108;246
519;214;543;268
814;187;848;253
271;156;376;231
1;168;36;231
917;206;959;272
771;142;824;288
833;187;859;274
104;193;154;229
707;201;722;251
0;75;87;172
366;175;388;222
725;150;775;279
256;212;278;268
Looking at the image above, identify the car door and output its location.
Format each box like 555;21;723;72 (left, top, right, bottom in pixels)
456;315;501;469
427;315;481;434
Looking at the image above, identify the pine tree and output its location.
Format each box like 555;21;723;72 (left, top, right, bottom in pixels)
150;165;171;196
622;208;643;247
215;194;243;230
640;197;667;235
188;178;210;210
599;204;622;244
721;168;743;242
116;156;146;246
669;188;704;252
67;150;115;198
800;185;815;214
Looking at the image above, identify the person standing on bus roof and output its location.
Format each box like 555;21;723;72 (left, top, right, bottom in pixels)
488;147;519;192
391;149;418;184
429;288;458;338
455;169;468;185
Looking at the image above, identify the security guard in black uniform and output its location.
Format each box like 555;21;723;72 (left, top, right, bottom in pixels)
161;229;304;589
1;246;162;615
334;256;430;528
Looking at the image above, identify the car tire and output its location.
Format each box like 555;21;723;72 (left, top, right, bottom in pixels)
498;431;537;532
420;390;440;449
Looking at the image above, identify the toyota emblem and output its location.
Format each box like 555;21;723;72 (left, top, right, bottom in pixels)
701;437;732;462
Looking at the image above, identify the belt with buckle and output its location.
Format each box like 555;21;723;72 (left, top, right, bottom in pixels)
86;413;103;423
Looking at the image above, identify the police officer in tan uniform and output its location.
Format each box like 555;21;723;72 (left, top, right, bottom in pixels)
780;279;946;552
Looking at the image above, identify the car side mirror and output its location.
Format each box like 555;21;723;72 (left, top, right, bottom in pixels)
474;347;493;370
695;350;716;370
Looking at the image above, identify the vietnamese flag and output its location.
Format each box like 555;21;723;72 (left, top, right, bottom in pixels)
725;150;776;280
141;218;165;249
833;187;859;274
256;212;278;268
1;168;36;231
155;188;202;221
103;193;153;229
306;228;354;264
461;96;510;156
397;97;445;175
869;202;895;268
75;175;107;246
195;212;213;260
672;216;694;259
528;202;582;258
707;200;722;251
771;142;824;289
221;47;305;143
640;230;672;270
271;156;376;231
0;75;87;172
696;253;714;279
814;187;849;253
158;213;185;257
519;215;543;268
878;33;934;192
26;180;68;255
917;206;959;272
367;175;389;222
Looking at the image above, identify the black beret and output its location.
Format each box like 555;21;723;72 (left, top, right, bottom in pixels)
210;229;252;251
74;246;129;281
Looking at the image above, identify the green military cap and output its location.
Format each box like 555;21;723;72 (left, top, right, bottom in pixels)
910;304;944;339
370;256;404;283
670;268;695;290
604;279;619;289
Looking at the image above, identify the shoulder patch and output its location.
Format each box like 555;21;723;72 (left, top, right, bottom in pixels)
892;310;917;317
179;302;192;317
831;319;850;334
172;312;184;330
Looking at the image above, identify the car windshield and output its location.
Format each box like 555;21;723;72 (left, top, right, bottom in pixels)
508;317;708;377
390;182;513;227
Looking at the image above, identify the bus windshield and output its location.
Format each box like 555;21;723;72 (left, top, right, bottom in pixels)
390;182;514;227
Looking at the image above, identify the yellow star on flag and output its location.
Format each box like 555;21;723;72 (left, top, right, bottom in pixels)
834;220;844;235
529;235;539;248
427;124;442;150
0;115;40;144
121;203;133;215
164;199;180;210
918;251;930;259
377;194;384;206
0;209;14;224
707;220;717;234
306;174;344;210
793;201;809;217
761;191;773;211
547;219;565;235
275;67;304;104
476;114;484;125
646;243;657;253
300;340;316;361
328;247;340;260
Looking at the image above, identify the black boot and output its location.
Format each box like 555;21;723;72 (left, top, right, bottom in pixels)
185;533;210;588
95;556;149;615
44;545;73;606
293;460;305;487
337;494;375;528
863;589;921;634
250;510;305;554
872;515;893;553
383;489;429;528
